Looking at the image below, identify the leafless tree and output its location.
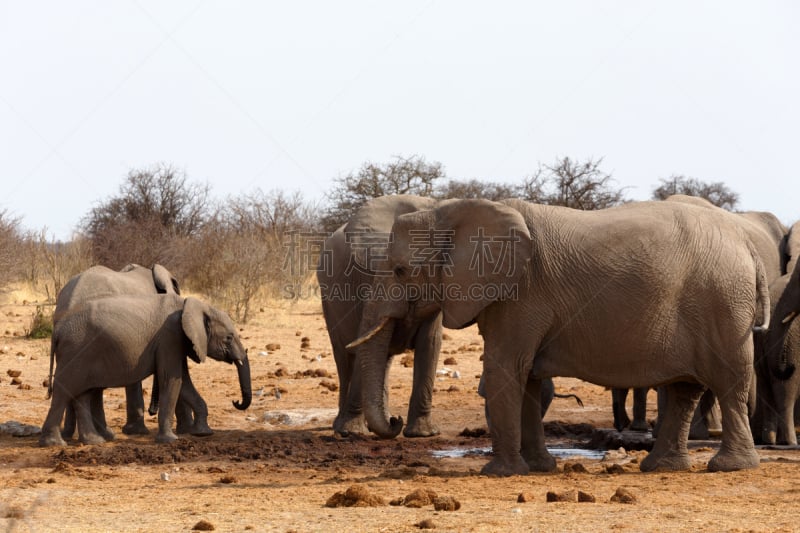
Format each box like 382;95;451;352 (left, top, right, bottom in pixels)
436;179;520;201
523;156;628;209
321;155;445;231
0;209;23;289
652;175;739;211
80;164;211;269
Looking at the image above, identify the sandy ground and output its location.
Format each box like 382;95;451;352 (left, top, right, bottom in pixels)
1;293;800;532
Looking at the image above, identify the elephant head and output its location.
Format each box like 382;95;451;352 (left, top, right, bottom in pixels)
182;297;252;410
347;199;533;437
769;264;800;380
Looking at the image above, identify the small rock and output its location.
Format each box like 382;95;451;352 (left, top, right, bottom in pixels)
605;464;625;475
257;351;268;356
433;496;461;511
42;380;49;388
313;368;330;378
441;333;452;341
319;380;338;392
517;492;535;503
295;331;302;336
546;489;578;502
400;354;414;367
18;383;31;390
415;519;436;529
11;377;22;385
192;520;215;531
160;472;170;481
219;476;236;484
7;369;21;378
443;357;457;365
578;491;596;503
266;343;281;351
610;487;637;504
447;385;460;392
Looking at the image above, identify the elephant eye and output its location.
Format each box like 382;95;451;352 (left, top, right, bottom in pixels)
393;266;406;278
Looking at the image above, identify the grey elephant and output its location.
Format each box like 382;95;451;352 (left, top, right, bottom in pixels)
40;294;252;446
766;259;800;444
612;195;787;442
348;198;769;475
54;264;207;438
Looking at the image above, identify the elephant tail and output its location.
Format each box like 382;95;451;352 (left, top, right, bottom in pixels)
750;241;770;333
554;392;584;408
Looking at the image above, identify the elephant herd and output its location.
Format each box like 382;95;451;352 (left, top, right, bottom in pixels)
39;194;800;478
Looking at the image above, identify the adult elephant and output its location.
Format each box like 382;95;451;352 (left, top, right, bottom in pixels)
348;198;769;475
612;195;786;441
54;264;206;438
765;264;800;444
41;294;251;446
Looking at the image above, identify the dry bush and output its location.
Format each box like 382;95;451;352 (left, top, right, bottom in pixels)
0;209;24;290
652;175;739;210
523;156;628;209
19;231;93;301
182;189;320;322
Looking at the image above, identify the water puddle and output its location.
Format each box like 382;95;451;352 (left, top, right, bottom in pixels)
432;446;605;460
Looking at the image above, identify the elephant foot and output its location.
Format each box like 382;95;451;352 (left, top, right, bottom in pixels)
39;431;67;447
523;453;557;473
333;413;368;437
640;450;692;472
189;422;214;437
98;426;116;441
122;420;150;436
60;428;75;441
630;420;650;432
403;416;440;438
707;447;760;472
79;432;107;445
614;414;631;432
155;431;178;444
480;455;530;477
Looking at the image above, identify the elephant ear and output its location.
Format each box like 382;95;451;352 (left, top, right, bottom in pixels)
409;199;532;329
152;264;180;295
345;195;438;273
181;297;208;363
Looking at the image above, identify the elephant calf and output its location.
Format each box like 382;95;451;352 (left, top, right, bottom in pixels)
40;294;252;446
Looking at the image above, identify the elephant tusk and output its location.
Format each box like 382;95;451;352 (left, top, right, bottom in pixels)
782;311;798;325
346;317;390;350
234;359;243;367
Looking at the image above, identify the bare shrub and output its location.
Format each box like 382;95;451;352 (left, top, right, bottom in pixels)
523;156;628;209
0;209;23;290
436;179;520;201
652;175;739;210
20;231;93;301
80;164;211;269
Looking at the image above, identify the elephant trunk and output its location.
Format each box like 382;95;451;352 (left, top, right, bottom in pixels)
232;355;252;410
769;273;800;381
358;319;403;439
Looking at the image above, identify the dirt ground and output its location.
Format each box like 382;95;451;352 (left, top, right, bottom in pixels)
1;290;800;533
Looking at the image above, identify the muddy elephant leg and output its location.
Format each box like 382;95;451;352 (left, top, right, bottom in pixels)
521;376;554;471
630;387;650;431
75;391;107;445
689;390;712;440
332;342;367;436
611;388;631;431
775;380;800;445
90;388;115;441
539;377;554;418
122;381;150;435
640;382;703;472
176;361;212;436
404;314;442;438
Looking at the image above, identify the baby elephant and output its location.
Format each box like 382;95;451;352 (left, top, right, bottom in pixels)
40;294;252;446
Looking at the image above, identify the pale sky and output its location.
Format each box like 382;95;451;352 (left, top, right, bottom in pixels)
2;2;798;240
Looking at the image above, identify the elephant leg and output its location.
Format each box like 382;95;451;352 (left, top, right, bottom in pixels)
122;381;149;435
332;344;367;437
177;361;212;436
480;348;548;476
62;402;77;440
75;390;107;445
154;359;181;444
539;377;554;418
775;381;799;445
611;388;631;431
640;382;703;472
630;387;650;431
707;375;760;472
521;377;553;471
404;314;442;438
90;388;115;441
651;386;667;438
39;386;70;447
689;390;712;440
